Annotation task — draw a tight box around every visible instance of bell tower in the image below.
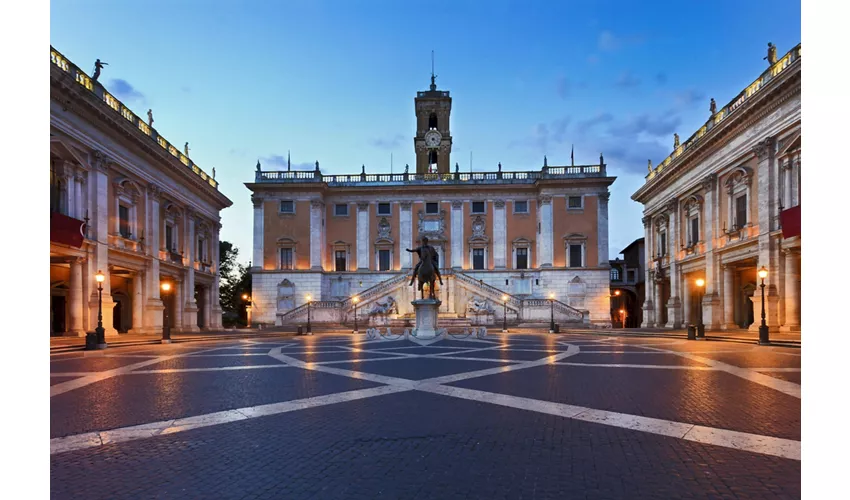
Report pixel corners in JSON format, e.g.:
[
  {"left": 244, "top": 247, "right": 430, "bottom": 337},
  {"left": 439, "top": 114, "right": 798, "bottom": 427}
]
[{"left": 414, "top": 53, "right": 452, "bottom": 174}]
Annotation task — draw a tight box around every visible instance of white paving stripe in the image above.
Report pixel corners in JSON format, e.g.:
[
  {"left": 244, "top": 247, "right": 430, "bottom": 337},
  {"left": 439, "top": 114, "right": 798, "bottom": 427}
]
[
  {"left": 50, "top": 385, "right": 410, "bottom": 455},
  {"left": 555, "top": 362, "right": 717, "bottom": 370},
  {"left": 125, "top": 365, "right": 294, "bottom": 374},
  {"left": 639, "top": 346, "right": 802, "bottom": 397},
  {"left": 50, "top": 346, "right": 232, "bottom": 397},
  {"left": 420, "top": 384, "right": 800, "bottom": 461}
]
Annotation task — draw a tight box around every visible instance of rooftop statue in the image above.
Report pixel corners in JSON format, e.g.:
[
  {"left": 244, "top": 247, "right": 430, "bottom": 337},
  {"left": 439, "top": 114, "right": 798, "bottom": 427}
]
[
  {"left": 92, "top": 59, "right": 108, "bottom": 81},
  {"left": 764, "top": 42, "right": 777, "bottom": 65}
]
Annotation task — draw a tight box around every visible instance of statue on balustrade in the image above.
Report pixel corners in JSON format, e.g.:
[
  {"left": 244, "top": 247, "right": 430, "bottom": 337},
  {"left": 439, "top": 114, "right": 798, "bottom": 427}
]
[
  {"left": 92, "top": 59, "right": 108, "bottom": 81},
  {"left": 710, "top": 98, "right": 717, "bottom": 116},
  {"left": 406, "top": 236, "right": 442, "bottom": 298},
  {"left": 673, "top": 133, "right": 680, "bottom": 149},
  {"left": 764, "top": 42, "right": 777, "bottom": 65},
  {"left": 147, "top": 109, "right": 154, "bottom": 127}
]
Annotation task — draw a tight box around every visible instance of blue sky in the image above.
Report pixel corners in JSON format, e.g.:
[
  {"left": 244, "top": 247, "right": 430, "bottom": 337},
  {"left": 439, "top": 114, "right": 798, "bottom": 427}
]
[{"left": 50, "top": 0, "right": 801, "bottom": 264}]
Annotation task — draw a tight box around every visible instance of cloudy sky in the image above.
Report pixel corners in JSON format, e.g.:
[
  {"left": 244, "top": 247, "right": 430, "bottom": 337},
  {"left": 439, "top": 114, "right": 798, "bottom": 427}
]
[{"left": 50, "top": 0, "right": 801, "bottom": 264}]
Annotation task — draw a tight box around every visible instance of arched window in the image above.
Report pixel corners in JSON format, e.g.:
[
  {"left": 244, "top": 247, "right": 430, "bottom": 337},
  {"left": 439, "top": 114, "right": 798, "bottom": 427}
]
[
  {"left": 428, "top": 113, "right": 438, "bottom": 130},
  {"left": 610, "top": 267, "right": 620, "bottom": 281}
]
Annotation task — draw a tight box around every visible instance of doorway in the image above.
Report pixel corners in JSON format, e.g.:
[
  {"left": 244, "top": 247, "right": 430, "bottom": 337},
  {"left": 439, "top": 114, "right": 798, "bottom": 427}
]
[{"left": 51, "top": 295, "right": 66, "bottom": 336}]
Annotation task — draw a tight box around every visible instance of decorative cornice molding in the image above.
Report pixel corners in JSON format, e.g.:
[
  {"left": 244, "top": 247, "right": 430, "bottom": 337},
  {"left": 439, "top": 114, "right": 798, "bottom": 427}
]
[
  {"left": 665, "top": 198, "right": 679, "bottom": 213},
  {"left": 752, "top": 136, "right": 776, "bottom": 159},
  {"left": 493, "top": 199, "right": 506, "bottom": 209},
  {"left": 400, "top": 201, "right": 413, "bottom": 211},
  {"left": 598, "top": 191, "right": 610, "bottom": 203},
  {"left": 357, "top": 202, "right": 370, "bottom": 212},
  {"left": 311, "top": 200, "right": 325, "bottom": 209},
  {"left": 251, "top": 195, "right": 263, "bottom": 208},
  {"left": 538, "top": 195, "right": 553, "bottom": 205},
  {"left": 641, "top": 216, "right": 651, "bottom": 228},
  {"left": 451, "top": 200, "right": 463, "bottom": 209},
  {"left": 91, "top": 150, "right": 109, "bottom": 172}
]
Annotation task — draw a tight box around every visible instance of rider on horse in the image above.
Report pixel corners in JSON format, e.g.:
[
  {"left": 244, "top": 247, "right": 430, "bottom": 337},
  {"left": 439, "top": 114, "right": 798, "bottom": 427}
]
[{"left": 406, "top": 237, "right": 443, "bottom": 287}]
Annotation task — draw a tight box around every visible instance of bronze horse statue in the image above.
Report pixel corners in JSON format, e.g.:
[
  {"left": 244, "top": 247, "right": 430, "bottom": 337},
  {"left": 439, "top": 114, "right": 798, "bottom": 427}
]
[{"left": 406, "top": 237, "right": 442, "bottom": 300}]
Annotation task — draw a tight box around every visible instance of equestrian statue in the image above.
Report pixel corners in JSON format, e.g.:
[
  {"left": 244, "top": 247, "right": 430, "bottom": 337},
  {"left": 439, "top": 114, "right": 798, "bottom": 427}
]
[{"left": 406, "top": 237, "right": 443, "bottom": 299}]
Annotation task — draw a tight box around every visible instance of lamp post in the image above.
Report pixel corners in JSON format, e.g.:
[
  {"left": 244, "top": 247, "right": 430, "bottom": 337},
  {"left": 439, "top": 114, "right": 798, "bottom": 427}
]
[
  {"left": 161, "top": 281, "right": 172, "bottom": 343},
  {"left": 242, "top": 293, "right": 252, "bottom": 328},
  {"left": 352, "top": 296, "right": 360, "bottom": 334},
  {"left": 757, "top": 266, "right": 769, "bottom": 345},
  {"left": 619, "top": 309, "right": 626, "bottom": 329},
  {"left": 695, "top": 278, "right": 706, "bottom": 339},
  {"left": 502, "top": 294, "right": 508, "bottom": 333},
  {"left": 94, "top": 270, "right": 107, "bottom": 349},
  {"left": 548, "top": 292, "right": 556, "bottom": 333},
  {"left": 305, "top": 294, "right": 313, "bottom": 335},
  {"left": 612, "top": 290, "right": 621, "bottom": 327}
]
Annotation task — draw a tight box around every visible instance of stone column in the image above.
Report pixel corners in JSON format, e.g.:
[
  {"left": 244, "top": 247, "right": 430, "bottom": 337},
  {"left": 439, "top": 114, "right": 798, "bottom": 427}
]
[
  {"left": 67, "top": 258, "right": 85, "bottom": 336},
  {"left": 493, "top": 200, "right": 506, "bottom": 268},
  {"left": 310, "top": 200, "right": 324, "bottom": 270},
  {"left": 701, "top": 174, "right": 720, "bottom": 329},
  {"left": 665, "top": 198, "right": 682, "bottom": 328},
  {"left": 782, "top": 158, "right": 793, "bottom": 210},
  {"left": 173, "top": 279, "right": 184, "bottom": 331},
  {"left": 654, "top": 276, "right": 664, "bottom": 329},
  {"left": 144, "top": 183, "right": 164, "bottom": 333},
  {"left": 753, "top": 137, "right": 780, "bottom": 330},
  {"left": 203, "top": 285, "right": 213, "bottom": 329},
  {"left": 781, "top": 248, "right": 801, "bottom": 332},
  {"left": 722, "top": 265, "right": 736, "bottom": 329},
  {"left": 210, "top": 222, "right": 223, "bottom": 328},
  {"left": 792, "top": 153, "right": 800, "bottom": 207},
  {"left": 538, "top": 195, "right": 553, "bottom": 267},
  {"left": 88, "top": 151, "right": 117, "bottom": 336},
  {"left": 682, "top": 273, "right": 691, "bottom": 326},
  {"left": 400, "top": 202, "right": 413, "bottom": 269},
  {"left": 356, "top": 202, "right": 370, "bottom": 270},
  {"left": 597, "top": 192, "right": 610, "bottom": 267},
  {"left": 640, "top": 216, "right": 654, "bottom": 327},
  {"left": 450, "top": 201, "right": 463, "bottom": 269},
  {"left": 64, "top": 161, "right": 76, "bottom": 218},
  {"left": 129, "top": 271, "right": 144, "bottom": 334},
  {"left": 183, "top": 210, "right": 199, "bottom": 331},
  {"left": 251, "top": 195, "right": 264, "bottom": 270}
]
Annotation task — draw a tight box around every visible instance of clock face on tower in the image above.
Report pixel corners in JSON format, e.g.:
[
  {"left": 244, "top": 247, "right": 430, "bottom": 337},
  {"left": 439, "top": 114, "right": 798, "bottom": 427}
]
[{"left": 424, "top": 130, "right": 442, "bottom": 148}]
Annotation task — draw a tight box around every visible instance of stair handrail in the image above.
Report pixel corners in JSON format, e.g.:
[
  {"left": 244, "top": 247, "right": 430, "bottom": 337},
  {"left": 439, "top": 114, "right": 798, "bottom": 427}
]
[
  {"left": 452, "top": 271, "right": 523, "bottom": 309},
  {"left": 522, "top": 298, "right": 584, "bottom": 321},
  {"left": 276, "top": 299, "right": 343, "bottom": 323},
  {"left": 340, "top": 273, "right": 408, "bottom": 308}
]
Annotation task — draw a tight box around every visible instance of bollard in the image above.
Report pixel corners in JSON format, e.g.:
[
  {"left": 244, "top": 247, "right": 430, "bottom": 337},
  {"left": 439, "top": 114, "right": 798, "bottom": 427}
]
[
  {"left": 554, "top": 324, "right": 560, "bottom": 333},
  {"left": 687, "top": 324, "right": 696, "bottom": 340},
  {"left": 85, "top": 332, "right": 98, "bottom": 350},
  {"left": 696, "top": 324, "right": 705, "bottom": 339},
  {"left": 297, "top": 326, "right": 303, "bottom": 335}
]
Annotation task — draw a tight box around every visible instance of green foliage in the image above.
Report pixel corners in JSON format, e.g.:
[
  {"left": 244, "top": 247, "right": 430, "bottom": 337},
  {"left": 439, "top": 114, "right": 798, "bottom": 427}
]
[{"left": 219, "top": 241, "right": 251, "bottom": 316}]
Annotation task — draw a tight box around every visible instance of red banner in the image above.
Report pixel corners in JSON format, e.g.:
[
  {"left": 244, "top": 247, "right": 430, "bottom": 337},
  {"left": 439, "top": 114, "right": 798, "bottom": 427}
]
[
  {"left": 780, "top": 206, "right": 801, "bottom": 239},
  {"left": 50, "top": 212, "right": 86, "bottom": 248}
]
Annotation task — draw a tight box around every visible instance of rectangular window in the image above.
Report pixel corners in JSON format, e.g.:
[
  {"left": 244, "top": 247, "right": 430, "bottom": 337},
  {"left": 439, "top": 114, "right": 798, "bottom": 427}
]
[
  {"left": 516, "top": 248, "right": 528, "bottom": 269},
  {"left": 659, "top": 233, "right": 667, "bottom": 256},
  {"left": 165, "top": 225, "right": 174, "bottom": 251},
  {"left": 335, "top": 204, "right": 349, "bottom": 216},
  {"left": 280, "top": 200, "right": 294, "bottom": 214},
  {"left": 119, "top": 205, "right": 131, "bottom": 238},
  {"left": 514, "top": 200, "right": 528, "bottom": 213},
  {"left": 568, "top": 244, "right": 583, "bottom": 268},
  {"left": 280, "top": 248, "right": 293, "bottom": 270},
  {"left": 735, "top": 195, "right": 747, "bottom": 228},
  {"left": 690, "top": 217, "right": 699, "bottom": 245},
  {"left": 197, "top": 238, "right": 205, "bottom": 261},
  {"left": 472, "top": 248, "right": 485, "bottom": 270},
  {"left": 568, "top": 196, "right": 582, "bottom": 209},
  {"left": 379, "top": 249, "right": 390, "bottom": 271},
  {"left": 377, "top": 203, "right": 391, "bottom": 215},
  {"left": 335, "top": 250, "right": 347, "bottom": 272},
  {"left": 472, "top": 201, "right": 485, "bottom": 214},
  {"left": 426, "top": 202, "right": 439, "bottom": 214}
]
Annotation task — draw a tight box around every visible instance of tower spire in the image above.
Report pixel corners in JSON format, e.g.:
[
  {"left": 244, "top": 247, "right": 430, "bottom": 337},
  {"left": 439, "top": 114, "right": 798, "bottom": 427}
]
[{"left": 430, "top": 50, "right": 437, "bottom": 91}]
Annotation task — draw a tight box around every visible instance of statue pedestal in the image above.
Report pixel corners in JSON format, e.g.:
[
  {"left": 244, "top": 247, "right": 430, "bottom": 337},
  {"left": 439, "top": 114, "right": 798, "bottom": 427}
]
[
  {"left": 468, "top": 311, "right": 494, "bottom": 326},
  {"left": 411, "top": 299, "right": 442, "bottom": 339}
]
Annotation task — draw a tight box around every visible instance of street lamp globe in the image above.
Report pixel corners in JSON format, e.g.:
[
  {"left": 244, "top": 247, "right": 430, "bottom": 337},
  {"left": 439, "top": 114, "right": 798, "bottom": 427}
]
[
  {"left": 758, "top": 266, "right": 768, "bottom": 279},
  {"left": 695, "top": 278, "right": 705, "bottom": 287},
  {"left": 242, "top": 293, "right": 249, "bottom": 301},
  {"left": 549, "top": 292, "right": 555, "bottom": 300},
  {"left": 95, "top": 270, "right": 105, "bottom": 283},
  {"left": 161, "top": 282, "right": 171, "bottom": 292},
  {"left": 306, "top": 294, "right": 312, "bottom": 302},
  {"left": 614, "top": 290, "right": 620, "bottom": 296}
]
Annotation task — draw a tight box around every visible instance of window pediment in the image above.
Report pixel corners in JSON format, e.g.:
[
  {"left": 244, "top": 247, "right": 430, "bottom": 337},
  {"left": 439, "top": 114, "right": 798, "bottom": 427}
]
[
  {"left": 277, "top": 237, "right": 298, "bottom": 246},
  {"left": 563, "top": 233, "right": 587, "bottom": 242},
  {"left": 725, "top": 166, "right": 753, "bottom": 192}
]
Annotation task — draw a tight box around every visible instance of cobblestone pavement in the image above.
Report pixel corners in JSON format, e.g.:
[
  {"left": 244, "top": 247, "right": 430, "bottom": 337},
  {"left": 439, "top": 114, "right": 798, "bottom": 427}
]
[{"left": 50, "top": 333, "right": 801, "bottom": 499}]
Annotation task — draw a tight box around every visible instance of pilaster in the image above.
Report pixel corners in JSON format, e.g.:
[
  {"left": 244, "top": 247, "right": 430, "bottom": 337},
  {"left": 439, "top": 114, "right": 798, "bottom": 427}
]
[
  {"left": 538, "top": 195, "right": 553, "bottom": 267},
  {"left": 310, "top": 200, "right": 324, "bottom": 270},
  {"left": 665, "top": 198, "right": 682, "bottom": 328},
  {"left": 356, "top": 202, "right": 370, "bottom": 270},
  {"left": 252, "top": 195, "right": 264, "bottom": 270},
  {"left": 493, "top": 199, "right": 506, "bottom": 269},
  {"left": 597, "top": 191, "right": 610, "bottom": 267},
  {"left": 400, "top": 202, "right": 413, "bottom": 269}
]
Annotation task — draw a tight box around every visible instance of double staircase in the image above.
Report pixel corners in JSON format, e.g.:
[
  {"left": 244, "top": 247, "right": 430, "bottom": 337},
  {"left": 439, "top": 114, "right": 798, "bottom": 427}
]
[{"left": 276, "top": 269, "right": 586, "bottom": 329}]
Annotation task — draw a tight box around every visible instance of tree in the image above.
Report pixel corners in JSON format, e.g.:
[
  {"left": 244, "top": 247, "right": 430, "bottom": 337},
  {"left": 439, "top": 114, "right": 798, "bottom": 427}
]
[{"left": 219, "top": 241, "right": 247, "bottom": 316}]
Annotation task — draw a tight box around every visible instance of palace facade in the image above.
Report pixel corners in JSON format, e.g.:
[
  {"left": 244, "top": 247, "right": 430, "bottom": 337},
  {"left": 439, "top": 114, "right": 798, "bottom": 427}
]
[
  {"left": 49, "top": 47, "right": 233, "bottom": 337},
  {"left": 632, "top": 44, "right": 801, "bottom": 333},
  {"left": 246, "top": 77, "right": 616, "bottom": 329}
]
